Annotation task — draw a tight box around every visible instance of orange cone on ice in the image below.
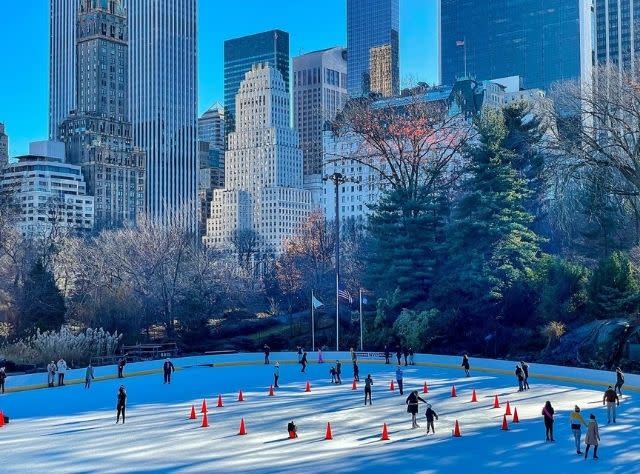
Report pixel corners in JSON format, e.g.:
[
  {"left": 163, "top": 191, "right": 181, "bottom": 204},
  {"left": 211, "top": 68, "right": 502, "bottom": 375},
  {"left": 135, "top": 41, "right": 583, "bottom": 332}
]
[
  {"left": 501, "top": 415, "right": 509, "bottom": 431},
  {"left": 0, "top": 411, "right": 4, "bottom": 428},
  {"left": 471, "top": 389, "right": 478, "bottom": 402},
  {"left": 493, "top": 395, "right": 500, "bottom": 408},
  {"left": 189, "top": 405, "right": 197, "bottom": 420},
  {"left": 451, "top": 385, "right": 457, "bottom": 397},
  {"left": 505, "top": 401, "right": 512, "bottom": 416},
  {"left": 217, "top": 394, "right": 224, "bottom": 408},
  {"left": 201, "top": 399, "right": 208, "bottom": 413},
  {"left": 390, "top": 380, "right": 395, "bottom": 391},
  {"left": 513, "top": 408, "right": 520, "bottom": 423},
  {"left": 238, "top": 418, "right": 247, "bottom": 435},
  {"left": 238, "top": 390, "right": 244, "bottom": 402},
  {"left": 381, "top": 423, "right": 390, "bottom": 441},
  {"left": 325, "top": 422, "right": 333, "bottom": 440},
  {"left": 352, "top": 379, "right": 357, "bottom": 390},
  {"left": 453, "top": 420, "right": 461, "bottom": 437},
  {"left": 269, "top": 385, "right": 275, "bottom": 396},
  {"left": 200, "top": 412, "right": 209, "bottom": 428},
  {"left": 423, "top": 382, "right": 428, "bottom": 394},
  {"left": 305, "top": 381, "right": 311, "bottom": 392}
]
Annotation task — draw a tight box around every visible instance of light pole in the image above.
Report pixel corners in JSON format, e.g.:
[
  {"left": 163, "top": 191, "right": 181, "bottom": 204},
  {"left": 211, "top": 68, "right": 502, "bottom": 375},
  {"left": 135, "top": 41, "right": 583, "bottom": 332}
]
[{"left": 323, "top": 171, "right": 360, "bottom": 351}]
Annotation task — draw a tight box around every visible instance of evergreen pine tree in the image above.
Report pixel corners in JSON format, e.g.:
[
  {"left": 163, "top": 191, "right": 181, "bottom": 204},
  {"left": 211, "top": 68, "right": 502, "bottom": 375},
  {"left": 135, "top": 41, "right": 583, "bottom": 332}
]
[
  {"left": 19, "top": 259, "right": 66, "bottom": 333},
  {"left": 587, "top": 251, "right": 640, "bottom": 319}
]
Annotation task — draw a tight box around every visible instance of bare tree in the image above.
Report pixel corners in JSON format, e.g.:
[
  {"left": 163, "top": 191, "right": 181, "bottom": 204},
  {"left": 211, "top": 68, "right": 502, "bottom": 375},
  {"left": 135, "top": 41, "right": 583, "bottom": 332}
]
[{"left": 229, "top": 228, "right": 261, "bottom": 270}]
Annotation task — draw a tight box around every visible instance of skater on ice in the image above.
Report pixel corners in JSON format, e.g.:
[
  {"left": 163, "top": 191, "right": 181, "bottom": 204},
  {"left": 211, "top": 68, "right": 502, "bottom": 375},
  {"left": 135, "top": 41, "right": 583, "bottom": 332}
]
[
  {"left": 614, "top": 367, "right": 624, "bottom": 395},
  {"left": 84, "top": 363, "right": 94, "bottom": 389},
  {"left": 461, "top": 354, "right": 470, "bottom": 377},
  {"left": 118, "top": 357, "right": 126, "bottom": 378},
  {"left": 521, "top": 361, "right": 530, "bottom": 390},
  {"left": 584, "top": 414, "right": 600, "bottom": 460},
  {"left": 396, "top": 365, "right": 404, "bottom": 395},
  {"left": 570, "top": 405, "right": 588, "bottom": 454},
  {"left": 542, "top": 400, "right": 555, "bottom": 442},
  {"left": 364, "top": 374, "right": 373, "bottom": 405},
  {"left": 406, "top": 390, "right": 427, "bottom": 428},
  {"left": 163, "top": 358, "right": 175, "bottom": 384},
  {"left": 263, "top": 345, "right": 270, "bottom": 365},
  {"left": 116, "top": 385, "right": 127, "bottom": 424},
  {"left": 425, "top": 403, "right": 439, "bottom": 434},
  {"left": 56, "top": 358, "right": 67, "bottom": 386},
  {"left": 274, "top": 362, "right": 280, "bottom": 388},
  {"left": 46, "top": 360, "right": 56, "bottom": 388},
  {"left": 603, "top": 385, "right": 620, "bottom": 424},
  {"left": 300, "top": 352, "right": 307, "bottom": 373}
]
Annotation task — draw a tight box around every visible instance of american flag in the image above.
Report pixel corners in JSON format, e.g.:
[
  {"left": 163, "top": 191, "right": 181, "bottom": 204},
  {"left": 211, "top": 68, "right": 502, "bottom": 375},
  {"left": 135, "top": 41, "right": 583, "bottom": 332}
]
[{"left": 338, "top": 288, "right": 353, "bottom": 304}]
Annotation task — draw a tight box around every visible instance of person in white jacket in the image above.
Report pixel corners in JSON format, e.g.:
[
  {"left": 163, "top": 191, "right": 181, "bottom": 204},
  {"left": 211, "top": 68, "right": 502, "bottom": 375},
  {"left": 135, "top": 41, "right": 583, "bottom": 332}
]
[
  {"left": 46, "top": 361, "right": 57, "bottom": 387},
  {"left": 56, "top": 358, "right": 67, "bottom": 386}
]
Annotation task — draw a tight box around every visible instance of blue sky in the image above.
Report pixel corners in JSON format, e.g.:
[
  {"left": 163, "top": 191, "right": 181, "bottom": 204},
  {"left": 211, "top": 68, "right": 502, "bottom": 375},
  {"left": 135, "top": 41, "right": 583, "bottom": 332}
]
[{"left": 0, "top": 0, "right": 438, "bottom": 157}]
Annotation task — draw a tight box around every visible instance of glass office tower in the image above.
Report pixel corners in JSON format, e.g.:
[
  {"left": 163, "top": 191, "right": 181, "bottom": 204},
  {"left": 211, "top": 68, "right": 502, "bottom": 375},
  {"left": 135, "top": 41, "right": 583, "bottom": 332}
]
[
  {"left": 347, "top": 0, "right": 399, "bottom": 97},
  {"left": 224, "top": 30, "right": 290, "bottom": 137},
  {"left": 440, "top": 0, "right": 593, "bottom": 91},
  {"left": 595, "top": 0, "right": 640, "bottom": 69}
]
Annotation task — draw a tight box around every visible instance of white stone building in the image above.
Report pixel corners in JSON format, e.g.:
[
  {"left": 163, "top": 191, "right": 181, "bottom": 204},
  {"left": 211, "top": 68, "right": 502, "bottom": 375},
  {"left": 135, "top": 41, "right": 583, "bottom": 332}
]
[{"left": 204, "top": 63, "right": 311, "bottom": 256}]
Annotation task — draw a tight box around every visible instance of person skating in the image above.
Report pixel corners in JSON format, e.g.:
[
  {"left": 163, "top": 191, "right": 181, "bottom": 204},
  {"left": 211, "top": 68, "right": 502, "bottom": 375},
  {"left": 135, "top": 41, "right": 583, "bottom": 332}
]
[
  {"left": 116, "top": 385, "right": 127, "bottom": 424},
  {"left": 117, "top": 357, "right": 126, "bottom": 378},
  {"left": 406, "top": 390, "right": 427, "bottom": 428},
  {"left": 317, "top": 348, "right": 324, "bottom": 364},
  {"left": 364, "top": 374, "right": 373, "bottom": 405},
  {"left": 46, "top": 360, "right": 57, "bottom": 388},
  {"left": 396, "top": 347, "right": 402, "bottom": 365},
  {"left": 300, "top": 352, "right": 308, "bottom": 373},
  {"left": 335, "top": 360, "right": 342, "bottom": 384},
  {"left": 297, "top": 346, "right": 303, "bottom": 363},
  {"left": 425, "top": 403, "right": 439, "bottom": 434},
  {"left": 521, "top": 361, "right": 530, "bottom": 390},
  {"left": 461, "top": 354, "right": 470, "bottom": 377},
  {"left": 403, "top": 347, "right": 409, "bottom": 366},
  {"left": 56, "top": 358, "right": 67, "bottom": 386},
  {"left": 515, "top": 365, "right": 525, "bottom": 392},
  {"left": 353, "top": 361, "right": 360, "bottom": 382},
  {"left": 584, "top": 414, "right": 600, "bottom": 460},
  {"left": 396, "top": 365, "right": 404, "bottom": 395},
  {"left": 408, "top": 347, "right": 415, "bottom": 365},
  {"left": 350, "top": 347, "right": 357, "bottom": 364},
  {"left": 330, "top": 366, "right": 337, "bottom": 384},
  {"left": 163, "top": 358, "right": 175, "bottom": 384},
  {"left": 0, "top": 367, "right": 6, "bottom": 394},
  {"left": 274, "top": 362, "right": 280, "bottom": 388},
  {"left": 542, "top": 400, "right": 555, "bottom": 442},
  {"left": 570, "top": 405, "right": 588, "bottom": 454},
  {"left": 263, "top": 344, "right": 270, "bottom": 365},
  {"left": 614, "top": 367, "right": 624, "bottom": 396},
  {"left": 287, "top": 420, "right": 298, "bottom": 439},
  {"left": 84, "top": 363, "right": 94, "bottom": 389},
  {"left": 602, "top": 385, "right": 620, "bottom": 424},
  {"left": 384, "top": 345, "right": 390, "bottom": 365}
]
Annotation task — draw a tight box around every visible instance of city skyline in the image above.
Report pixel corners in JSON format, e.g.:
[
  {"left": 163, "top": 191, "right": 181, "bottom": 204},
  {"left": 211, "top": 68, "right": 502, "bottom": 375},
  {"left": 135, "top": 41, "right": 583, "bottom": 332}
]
[{"left": 0, "top": 0, "right": 437, "bottom": 157}]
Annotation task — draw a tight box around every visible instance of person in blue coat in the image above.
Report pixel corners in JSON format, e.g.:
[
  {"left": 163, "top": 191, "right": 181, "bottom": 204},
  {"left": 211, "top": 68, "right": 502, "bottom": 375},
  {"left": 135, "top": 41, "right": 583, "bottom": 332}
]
[{"left": 396, "top": 365, "right": 404, "bottom": 395}]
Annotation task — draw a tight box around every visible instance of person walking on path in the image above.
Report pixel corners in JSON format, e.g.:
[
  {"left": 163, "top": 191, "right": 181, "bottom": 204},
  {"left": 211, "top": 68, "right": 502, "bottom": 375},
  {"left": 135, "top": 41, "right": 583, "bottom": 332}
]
[
  {"left": 542, "top": 401, "right": 555, "bottom": 442},
  {"left": 396, "top": 347, "right": 402, "bottom": 365},
  {"left": 408, "top": 348, "right": 415, "bottom": 365},
  {"left": 384, "top": 345, "right": 390, "bottom": 365},
  {"left": 330, "top": 366, "right": 337, "bottom": 384},
  {"left": 396, "top": 365, "right": 404, "bottom": 395},
  {"left": 515, "top": 365, "right": 525, "bottom": 392},
  {"left": 263, "top": 345, "right": 270, "bottom": 365},
  {"left": 603, "top": 385, "right": 620, "bottom": 424},
  {"left": 84, "top": 364, "right": 94, "bottom": 389},
  {"left": 274, "top": 362, "right": 280, "bottom": 388},
  {"left": 570, "top": 405, "right": 588, "bottom": 454},
  {"left": 47, "top": 361, "right": 57, "bottom": 388},
  {"left": 461, "top": 354, "right": 470, "bottom": 377},
  {"left": 318, "top": 348, "right": 324, "bottom": 364},
  {"left": 584, "top": 414, "right": 600, "bottom": 460},
  {"left": 353, "top": 362, "right": 360, "bottom": 382},
  {"left": 614, "top": 367, "right": 624, "bottom": 395},
  {"left": 0, "top": 367, "right": 6, "bottom": 394},
  {"left": 116, "top": 385, "right": 127, "bottom": 424},
  {"left": 163, "top": 358, "right": 175, "bottom": 384},
  {"left": 300, "top": 352, "right": 308, "bottom": 373},
  {"left": 406, "top": 390, "right": 427, "bottom": 428},
  {"left": 336, "top": 360, "right": 342, "bottom": 384},
  {"left": 56, "top": 358, "right": 67, "bottom": 386},
  {"left": 521, "top": 361, "right": 530, "bottom": 390},
  {"left": 364, "top": 374, "right": 373, "bottom": 405},
  {"left": 425, "top": 403, "right": 439, "bottom": 434},
  {"left": 117, "top": 357, "right": 126, "bottom": 378}
]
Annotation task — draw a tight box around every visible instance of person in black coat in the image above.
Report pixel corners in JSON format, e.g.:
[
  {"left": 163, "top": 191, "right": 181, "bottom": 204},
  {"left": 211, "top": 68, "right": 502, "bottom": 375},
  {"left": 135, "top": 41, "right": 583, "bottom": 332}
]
[
  {"left": 118, "top": 357, "right": 126, "bottom": 378},
  {"left": 263, "top": 345, "right": 271, "bottom": 365},
  {"left": 521, "top": 361, "right": 530, "bottom": 390},
  {"left": 542, "top": 400, "right": 555, "bottom": 442},
  {"left": 364, "top": 374, "right": 373, "bottom": 405},
  {"left": 515, "top": 365, "right": 524, "bottom": 392},
  {"left": 116, "top": 385, "right": 127, "bottom": 424},
  {"left": 163, "top": 358, "right": 175, "bottom": 384},
  {"left": 425, "top": 403, "right": 439, "bottom": 434},
  {"left": 403, "top": 347, "right": 409, "bottom": 366},
  {"left": 287, "top": 421, "right": 298, "bottom": 438},
  {"left": 406, "top": 390, "right": 427, "bottom": 428},
  {"left": 461, "top": 354, "right": 470, "bottom": 377},
  {"left": 615, "top": 367, "right": 624, "bottom": 395},
  {"left": 335, "top": 360, "right": 342, "bottom": 384},
  {"left": 396, "top": 347, "right": 402, "bottom": 365},
  {"left": 353, "top": 362, "right": 360, "bottom": 382},
  {"left": 300, "top": 352, "right": 308, "bottom": 373},
  {"left": 384, "top": 345, "right": 390, "bottom": 364},
  {"left": 0, "top": 367, "right": 6, "bottom": 394}
]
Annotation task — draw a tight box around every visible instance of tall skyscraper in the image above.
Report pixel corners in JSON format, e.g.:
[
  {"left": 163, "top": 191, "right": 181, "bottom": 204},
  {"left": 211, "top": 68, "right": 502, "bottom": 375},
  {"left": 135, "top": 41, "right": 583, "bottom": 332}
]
[
  {"left": 197, "top": 105, "right": 225, "bottom": 236},
  {"left": 205, "top": 63, "right": 311, "bottom": 256},
  {"left": 347, "top": 0, "right": 399, "bottom": 97},
  {"left": 198, "top": 104, "right": 226, "bottom": 175},
  {"left": 293, "top": 47, "right": 348, "bottom": 177},
  {"left": 0, "top": 123, "right": 8, "bottom": 166},
  {"left": 594, "top": 0, "right": 640, "bottom": 69},
  {"left": 224, "top": 30, "right": 290, "bottom": 137},
  {"left": 440, "top": 0, "right": 593, "bottom": 90},
  {"left": 369, "top": 44, "right": 396, "bottom": 97},
  {"left": 49, "top": 0, "right": 77, "bottom": 140},
  {"left": 59, "top": 0, "right": 145, "bottom": 231},
  {"left": 124, "top": 0, "right": 198, "bottom": 229}
]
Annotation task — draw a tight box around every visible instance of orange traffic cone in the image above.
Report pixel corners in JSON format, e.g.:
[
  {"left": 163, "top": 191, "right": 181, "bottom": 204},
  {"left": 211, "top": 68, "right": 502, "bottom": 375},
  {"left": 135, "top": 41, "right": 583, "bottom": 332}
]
[
  {"left": 189, "top": 405, "right": 197, "bottom": 420},
  {"left": 305, "top": 381, "right": 311, "bottom": 392},
  {"left": 390, "top": 379, "right": 395, "bottom": 391},
  {"left": 325, "top": 422, "right": 333, "bottom": 440},
  {"left": 269, "top": 385, "right": 275, "bottom": 396},
  {"left": 423, "top": 382, "right": 428, "bottom": 394},
  {"left": 501, "top": 415, "right": 509, "bottom": 431},
  {"left": 505, "top": 401, "right": 512, "bottom": 416},
  {"left": 201, "top": 412, "right": 209, "bottom": 428},
  {"left": 451, "top": 385, "right": 457, "bottom": 397},
  {"left": 0, "top": 411, "right": 4, "bottom": 428},
  {"left": 453, "top": 420, "right": 461, "bottom": 437},
  {"left": 238, "top": 418, "right": 247, "bottom": 435},
  {"left": 352, "top": 379, "right": 357, "bottom": 390},
  {"left": 238, "top": 390, "right": 244, "bottom": 402},
  {"left": 513, "top": 408, "right": 520, "bottom": 423},
  {"left": 471, "top": 389, "right": 478, "bottom": 402},
  {"left": 493, "top": 395, "right": 500, "bottom": 408},
  {"left": 217, "top": 394, "right": 224, "bottom": 408},
  {"left": 381, "top": 423, "right": 390, "bottom": 441},
  {"left": 201, "top": 399, "right": 208, "bottom": 414}
]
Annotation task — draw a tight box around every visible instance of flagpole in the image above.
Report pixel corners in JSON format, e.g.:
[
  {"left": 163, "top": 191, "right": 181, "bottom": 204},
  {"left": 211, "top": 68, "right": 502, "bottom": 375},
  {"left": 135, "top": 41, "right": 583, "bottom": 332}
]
[
  {"left": 311, "top": 290, "right": 315, "bottom": 352},
  {"left": 359, "top": 288, "right": 363, "bottom": 351},
  {"left": 336, "top": 273, "right": 339, "bottom": 351},
  {"left": 464, "top": 36, "right": 468, "bottom": 78}
]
